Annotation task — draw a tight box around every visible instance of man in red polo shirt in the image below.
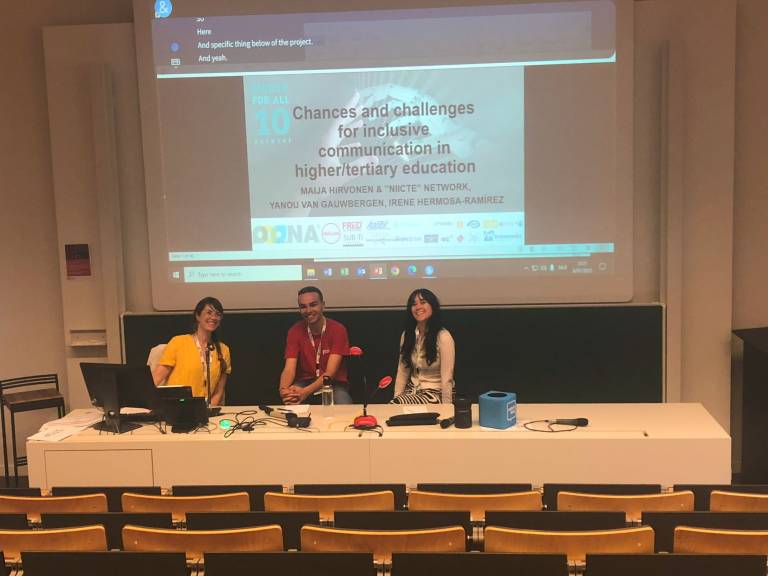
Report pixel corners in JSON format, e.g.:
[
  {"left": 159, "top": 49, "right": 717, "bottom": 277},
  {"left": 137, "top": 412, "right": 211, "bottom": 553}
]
[{"left": 279, "top": 286, "right": 352, "bottom": 405}]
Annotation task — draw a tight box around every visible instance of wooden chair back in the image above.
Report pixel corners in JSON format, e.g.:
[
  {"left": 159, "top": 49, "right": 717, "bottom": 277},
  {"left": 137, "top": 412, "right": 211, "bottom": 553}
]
[
  {"left": 408, "top": 490, "right": 542, "bottom": 521},
  {"left": 20, "top": 550, "right": 189, "bottom": 576},
  {"left": 186, "top": 511, "right": 319, "bottom": 551},
  {"left": 300, "top": 525, "right": 465, "bottom": 563},
  {"left": 0, "top": 525, "right": 107, "bottom": 563},
  {"left": 52, "top": 485, "right": 161, "bottom": 512},
  {"left": 294, "top": 484, "right": 408, "bottom": 510},
  {"left": 0, "top": 494, "right": 107, "bottom": 523},
  {"left": 674, "top": 484, "right": 768, "bottom": 510},
  {"left": 264, "top": 491, "right": 394, "bottom": 522},
  {"left": 709, "top": 490, "right": 768, "bottom": 512},
  {"left": 121, "top": 492, "right": 250, "bottom": 523},
  {"left": 557, "top": 491, "right": 694, "bottom": 522},
  {"left": 585, "top": 551, "right": 768, "bottom": 576},
  {"left": 171, "top": 484, "right": 282, "bottom": 511},
  {"left": 203, "top": 551, "right": 376, "bottom": 576},
  {"left": 484, "top": 525, "right": 654, "bottom": 563},
  {"left": 391, "top": 551, "right": 569, "bottom": 576},
  {"left": 122, "top": 524, "right": 283, "bottom": 562},
  {"left": 674, "top": 526, "right": 768, "bottom": 553},
  {"left": 542, "top": 484, "right": 661, "bottom": 511}
]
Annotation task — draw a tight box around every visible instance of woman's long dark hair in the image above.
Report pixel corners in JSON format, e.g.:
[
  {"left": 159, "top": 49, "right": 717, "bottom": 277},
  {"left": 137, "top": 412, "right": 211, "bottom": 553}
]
[
  {"left": 192, "top": 296, "right": 227, "bottom": 372},
  {"left": 400, "top": 288, "right": 445, "bottom": 369}
]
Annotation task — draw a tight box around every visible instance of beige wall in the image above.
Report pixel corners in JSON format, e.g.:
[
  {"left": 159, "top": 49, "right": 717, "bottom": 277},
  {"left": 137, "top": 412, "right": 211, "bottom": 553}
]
[
  {"left": 1, "top": 0, "right": 767, "bottom": 463},
  {"left": 734, "top": 0, "right": 768, "bottom": 329},
  {"left": 0, "top": 1, "right": 133, "bottom": 460}
]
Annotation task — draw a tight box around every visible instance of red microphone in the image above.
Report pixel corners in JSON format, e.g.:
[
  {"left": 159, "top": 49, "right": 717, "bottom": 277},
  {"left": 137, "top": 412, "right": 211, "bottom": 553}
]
[{"left": 354, "top": 376, "right": 393, "bottom": 429}]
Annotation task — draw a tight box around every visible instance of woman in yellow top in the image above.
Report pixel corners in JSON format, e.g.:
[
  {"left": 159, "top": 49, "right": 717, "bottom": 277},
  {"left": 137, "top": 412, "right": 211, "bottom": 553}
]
[{"left": 152, "top": 297, "right": 231, "bottom": 405}]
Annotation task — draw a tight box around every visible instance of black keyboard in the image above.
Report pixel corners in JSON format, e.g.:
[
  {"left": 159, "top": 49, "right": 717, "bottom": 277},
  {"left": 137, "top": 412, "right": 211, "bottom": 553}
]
[{"left": 122, "top": 411, "right": 159, "bottom": 423}]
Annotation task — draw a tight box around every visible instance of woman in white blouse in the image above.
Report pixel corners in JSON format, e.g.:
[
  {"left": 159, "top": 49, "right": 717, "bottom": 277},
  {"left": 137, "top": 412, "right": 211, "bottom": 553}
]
[{"left": 390, "top": 288, "right": 455, "bottom": 404}]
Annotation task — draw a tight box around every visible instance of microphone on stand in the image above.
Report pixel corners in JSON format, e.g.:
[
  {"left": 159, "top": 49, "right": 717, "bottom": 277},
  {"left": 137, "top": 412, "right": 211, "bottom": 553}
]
[
  {"left": 205, "top": 343, "right": 221, "bottom": 417},
  {"left": 348, "top": 346, "right": 393, "bottom": 429},
  {"left": 354, "top": 376, "right": 393, "bottom": 429},
  {"left": 205, "top": 344, "right": 212, "bottom": 409}
]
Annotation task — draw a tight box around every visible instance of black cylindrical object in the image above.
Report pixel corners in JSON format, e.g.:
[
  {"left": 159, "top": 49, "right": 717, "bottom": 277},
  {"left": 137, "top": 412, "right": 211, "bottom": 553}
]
[{"left": 453, "top": 395, "right": 472, "bottom": 428}]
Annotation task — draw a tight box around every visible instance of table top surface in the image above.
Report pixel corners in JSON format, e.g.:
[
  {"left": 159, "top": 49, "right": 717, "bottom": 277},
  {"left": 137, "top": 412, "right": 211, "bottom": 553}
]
[{"left": 37, "top": 402, "right": 729, "bottom": 443}]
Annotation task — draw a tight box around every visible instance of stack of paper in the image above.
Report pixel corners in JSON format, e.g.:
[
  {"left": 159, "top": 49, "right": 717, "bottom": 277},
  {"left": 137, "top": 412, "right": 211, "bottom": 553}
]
[{"left": 28, "top": 409, "right": 104, "bottom": 442}]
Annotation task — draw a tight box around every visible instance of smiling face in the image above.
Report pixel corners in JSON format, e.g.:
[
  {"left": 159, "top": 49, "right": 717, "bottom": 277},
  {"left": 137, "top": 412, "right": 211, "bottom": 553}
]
[
  {"left": 298, "top": 291, "right": 325, "bottom": 329},
  {"left": 196, "top": 303, "right": 223, "bottom": 333},
  {"left": 410, "top": 292, "right": 433, "bottom": 325}
]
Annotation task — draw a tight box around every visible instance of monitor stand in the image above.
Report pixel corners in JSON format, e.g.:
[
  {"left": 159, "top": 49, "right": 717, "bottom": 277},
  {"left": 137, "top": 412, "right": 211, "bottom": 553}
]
[{"left": 93, "top": 419, "right": 141, "bottom": 434}]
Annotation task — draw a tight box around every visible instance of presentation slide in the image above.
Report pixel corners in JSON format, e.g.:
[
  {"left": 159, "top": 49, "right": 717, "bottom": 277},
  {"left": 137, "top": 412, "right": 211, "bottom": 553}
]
[{"left": 134, "top": 0, "right": 633, "bottom": 309}]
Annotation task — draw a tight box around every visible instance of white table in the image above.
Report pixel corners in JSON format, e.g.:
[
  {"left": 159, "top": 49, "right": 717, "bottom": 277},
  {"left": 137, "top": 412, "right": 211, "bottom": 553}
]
[{"left": 26, "top": 403, "right": 730, "bottom": 489}]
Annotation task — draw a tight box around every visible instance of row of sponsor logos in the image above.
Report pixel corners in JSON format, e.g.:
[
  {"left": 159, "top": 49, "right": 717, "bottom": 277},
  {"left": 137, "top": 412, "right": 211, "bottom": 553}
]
[
  {"left": 252, "top": 219, "right": 521, "bottom": 245},
  {"left": 346, "top": 218, "right": 520, "bottom": 231},
  {"left": 305, "top": 263, "right": 436, "bottom": 279},
  {"left": 253, "top": 225, "right": 522, "bottom": 246}
]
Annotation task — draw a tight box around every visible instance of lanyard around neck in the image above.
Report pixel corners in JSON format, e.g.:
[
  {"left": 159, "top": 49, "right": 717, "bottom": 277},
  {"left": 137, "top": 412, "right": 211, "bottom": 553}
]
[
  {"left": 193, "top": 334, "right": 212, "bottom": 367},
  {"left": 307, "top": 319, "right": 326, "bottom": 376}
]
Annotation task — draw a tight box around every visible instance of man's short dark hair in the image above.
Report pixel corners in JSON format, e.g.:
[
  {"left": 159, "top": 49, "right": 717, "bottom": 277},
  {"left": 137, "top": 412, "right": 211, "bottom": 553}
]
[{"left": 298, "top": 285, "right": 324, "bottom": 302}]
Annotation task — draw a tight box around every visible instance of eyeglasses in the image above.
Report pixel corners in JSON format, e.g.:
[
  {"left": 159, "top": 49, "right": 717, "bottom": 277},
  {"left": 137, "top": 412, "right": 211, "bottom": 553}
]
[{"left": 201, "top": 307, "right": 223, "bottom": 319}]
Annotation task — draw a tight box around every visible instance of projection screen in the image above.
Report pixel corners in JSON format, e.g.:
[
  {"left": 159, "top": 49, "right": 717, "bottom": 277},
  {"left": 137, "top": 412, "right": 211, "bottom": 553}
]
[{"left": 133, "top": 0, "right": 633, "bottom": 310}]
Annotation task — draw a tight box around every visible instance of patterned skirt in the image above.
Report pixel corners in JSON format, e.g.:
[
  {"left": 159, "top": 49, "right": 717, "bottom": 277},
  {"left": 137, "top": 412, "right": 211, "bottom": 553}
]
[{"left": 390, "top": 380, "right": 442, "bottom": 405}]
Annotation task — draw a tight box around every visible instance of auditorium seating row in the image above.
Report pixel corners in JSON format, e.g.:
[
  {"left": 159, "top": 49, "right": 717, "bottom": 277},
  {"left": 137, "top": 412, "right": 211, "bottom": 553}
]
[
  {"left": 6, "top": 481, "right": 768, "bottom": 512},
  {"left": 2, "top": 483, "right": 768, "bottom": 574},
  {"left": 5, "top": 550, "right": 766, "bottom": 576}
]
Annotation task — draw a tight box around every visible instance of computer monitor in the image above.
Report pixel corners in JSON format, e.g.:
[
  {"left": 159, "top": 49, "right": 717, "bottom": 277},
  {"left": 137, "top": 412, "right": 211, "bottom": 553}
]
[{"left": 80, "top": 363, "right": 161, "bottom": 434}]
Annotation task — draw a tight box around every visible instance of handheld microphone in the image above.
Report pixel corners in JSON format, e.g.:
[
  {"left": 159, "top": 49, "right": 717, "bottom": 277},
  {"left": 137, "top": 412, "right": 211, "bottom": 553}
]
[
  {"left": 548, "top": 418, "right": 589, "bottom": 427},
  {"left": 258, "top": 405, "right": 274, "bottom": 415},
  {"left": 440, "top": 417, "right": 455, "bottom": 429}
]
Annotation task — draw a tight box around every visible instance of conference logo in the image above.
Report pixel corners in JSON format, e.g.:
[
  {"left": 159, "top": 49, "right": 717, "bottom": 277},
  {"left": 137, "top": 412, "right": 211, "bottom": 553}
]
[
  {"left": 322, "top": 223, "right": 341, "bottom": 244},
  {"left": 253, "top": 224, "right": 319, "bottom": 244}
]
